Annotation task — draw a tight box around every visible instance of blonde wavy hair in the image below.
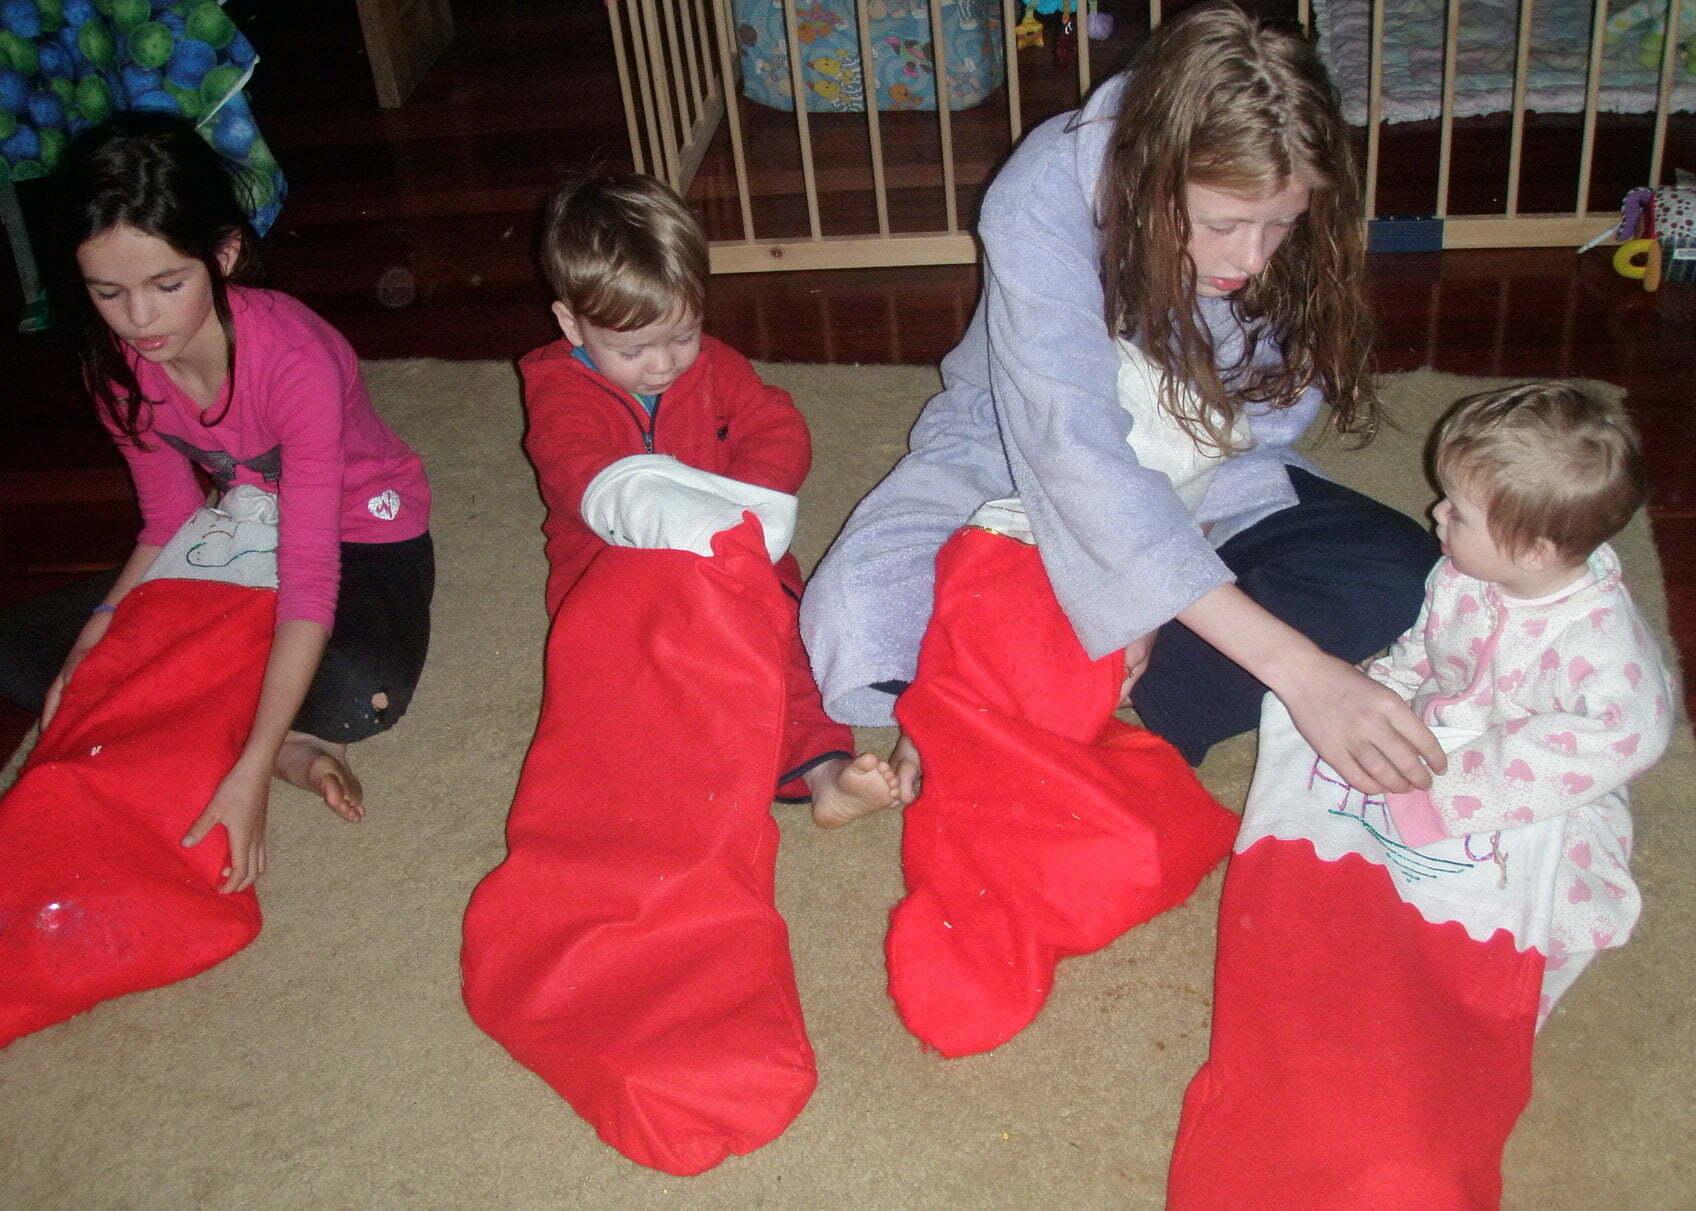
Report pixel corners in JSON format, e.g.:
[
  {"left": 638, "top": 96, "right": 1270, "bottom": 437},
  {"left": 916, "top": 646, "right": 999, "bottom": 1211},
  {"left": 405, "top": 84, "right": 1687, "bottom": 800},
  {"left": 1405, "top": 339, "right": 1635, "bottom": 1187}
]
[
  {"left": 538, "top": 171, "right": 708, "bottom": 330},
  {"left": 1099, "top": 2, "right": 1375, "bottom": 452}
]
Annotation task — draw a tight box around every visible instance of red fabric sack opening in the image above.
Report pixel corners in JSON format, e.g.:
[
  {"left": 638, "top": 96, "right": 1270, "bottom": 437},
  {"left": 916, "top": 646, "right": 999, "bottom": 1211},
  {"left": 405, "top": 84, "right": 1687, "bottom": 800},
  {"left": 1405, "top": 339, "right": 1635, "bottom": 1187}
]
[
  {"left": 1168, "top": 836, "right": 1543, "bottom": 1210},
  {"left": 0, "top": 578, "right": 268, "bottom": 1047},
  {"left": 886, "top": 527, "right": 1238, "bottom": 1058},
  {"left": 461, "top": 517, "right": 816, "bottom": 1176}
]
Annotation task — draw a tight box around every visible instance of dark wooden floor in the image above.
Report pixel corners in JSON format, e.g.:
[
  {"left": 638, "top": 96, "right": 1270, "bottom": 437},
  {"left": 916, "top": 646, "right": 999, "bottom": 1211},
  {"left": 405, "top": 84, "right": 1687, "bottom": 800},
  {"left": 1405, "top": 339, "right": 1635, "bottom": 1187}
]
[{"left": 2, "top": 0, "right": 1691, "bottom": 758}]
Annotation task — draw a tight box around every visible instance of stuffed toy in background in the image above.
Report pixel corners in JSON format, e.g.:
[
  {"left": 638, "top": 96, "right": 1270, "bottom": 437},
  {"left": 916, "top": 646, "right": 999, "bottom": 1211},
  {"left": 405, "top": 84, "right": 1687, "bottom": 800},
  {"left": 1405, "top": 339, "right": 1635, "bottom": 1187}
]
[{"left": 1583, "top": 172, "right": 1696, "bottom": 290}]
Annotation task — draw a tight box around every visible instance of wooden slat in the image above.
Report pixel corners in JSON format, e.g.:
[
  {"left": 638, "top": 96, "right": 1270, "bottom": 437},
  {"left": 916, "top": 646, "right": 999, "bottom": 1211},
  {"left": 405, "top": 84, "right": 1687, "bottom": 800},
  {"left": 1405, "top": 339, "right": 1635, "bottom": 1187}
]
[
  {"left": 710, "top": 232, "right": 978, "bottom": 273},
  {"left": 1435, "top": 0, "right": 1461, "bottom": 218},
  {"left": 1440, "top": 213, "right": 1620, "bottom": 248},
  {"left": 779, "top": 0, "right": 824, "bottom": 239},
  {"left": 1649, "top": 0, "right": 1683, "bottom": 186},
  {"left": 660, "top": 0, "right": 694, "bottom": 136},
  {"left": 625, "top": 0, "right": 667, "bottom": 179},
  {"left": 606, "top": 0, "right": 646, "bottom": 175},
  {"left": 674, "top": 93, "right": 724, "bottom": 196},
  {"left": 1574, "top": 0, "right": 1610, "bottom": 212},
  {"left": 856, "top": 2, "right": 891, "bottom": 237},
  {"left": 1076, "top": 0, "right": 1092, "bottom": 97},
  {"left": 1365, "top": 0, "right": 1385, "bottom": 218},
  {"left": 1003, "top": 0, "right": 1021, "bottom": 144},
  {"left": 678, "top": 0, "right": 707, "bottom": 120},
  {"left": 929, "top": 0, "right": 960, "bottom": 233},
  {"left": 709, "top": 0, "right": 755, "bottom": 241},
  {"left": 1505, "top": 0, "right": 1534, "bottom": 216}
]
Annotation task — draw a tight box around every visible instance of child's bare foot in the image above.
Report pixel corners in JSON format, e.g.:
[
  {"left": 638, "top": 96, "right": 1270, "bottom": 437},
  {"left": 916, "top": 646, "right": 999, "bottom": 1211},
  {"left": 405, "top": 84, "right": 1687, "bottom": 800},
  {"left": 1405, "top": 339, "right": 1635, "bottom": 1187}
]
[
  {"left": 891, "top": 730, "right": 923, "bottom": 805},
  {"left": 808, "top": 753, "right": 900, "bottom": 828},
  {"left": 275, "top": 733, "right": 364, "bottom": 822}
]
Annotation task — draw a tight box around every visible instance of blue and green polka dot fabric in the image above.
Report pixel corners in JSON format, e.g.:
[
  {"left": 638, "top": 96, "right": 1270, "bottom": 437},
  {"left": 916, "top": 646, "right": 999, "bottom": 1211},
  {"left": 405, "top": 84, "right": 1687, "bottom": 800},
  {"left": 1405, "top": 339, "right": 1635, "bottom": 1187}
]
[{"left": 0, "top": 0, "right": 284, "bottom": 233}]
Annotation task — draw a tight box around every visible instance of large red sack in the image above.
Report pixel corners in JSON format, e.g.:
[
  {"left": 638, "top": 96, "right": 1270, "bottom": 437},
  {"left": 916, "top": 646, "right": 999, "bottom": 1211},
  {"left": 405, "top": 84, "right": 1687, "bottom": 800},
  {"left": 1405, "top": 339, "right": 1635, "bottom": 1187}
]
[
  {"left": 1167, "top": 837, "right": 1542, "bottom": 1210},
  {"left": 460, "top": 517, "right": 816, "bottom": 1176},
  {"left": 0, "top": 578, "right": 268, "bottom": 1047},
  {"left": 886, "top": 527, "right": 1238, "bottom": 1058}
]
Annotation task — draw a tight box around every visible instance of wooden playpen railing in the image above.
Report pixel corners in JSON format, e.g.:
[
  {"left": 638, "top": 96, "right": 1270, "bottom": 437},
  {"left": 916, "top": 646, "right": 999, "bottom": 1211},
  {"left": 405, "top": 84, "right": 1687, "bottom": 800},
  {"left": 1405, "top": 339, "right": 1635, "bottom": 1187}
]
[{"left": 605, "top": 0, "right": 1687, "bottom": 272}]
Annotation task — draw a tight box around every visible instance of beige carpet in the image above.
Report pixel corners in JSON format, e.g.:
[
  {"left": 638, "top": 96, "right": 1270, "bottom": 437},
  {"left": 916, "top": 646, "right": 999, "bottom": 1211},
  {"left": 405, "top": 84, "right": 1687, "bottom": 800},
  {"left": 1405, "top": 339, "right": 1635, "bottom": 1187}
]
[{"left": 2, "top": 363, "right": 1690, "bottom": 1210}]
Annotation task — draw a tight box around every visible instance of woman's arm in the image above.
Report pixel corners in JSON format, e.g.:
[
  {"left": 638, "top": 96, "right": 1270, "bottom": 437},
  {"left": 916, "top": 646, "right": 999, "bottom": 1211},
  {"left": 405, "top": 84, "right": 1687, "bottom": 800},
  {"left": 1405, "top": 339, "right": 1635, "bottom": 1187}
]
[
  {"left": 181, "top": 617, "right": 329, "bottom": 893},
  {"left": 39, "top": 540, "right": 165, "bottom": 729},
  {"left": 1179, "top": 582, "right": 1446, "bottom": 793}
]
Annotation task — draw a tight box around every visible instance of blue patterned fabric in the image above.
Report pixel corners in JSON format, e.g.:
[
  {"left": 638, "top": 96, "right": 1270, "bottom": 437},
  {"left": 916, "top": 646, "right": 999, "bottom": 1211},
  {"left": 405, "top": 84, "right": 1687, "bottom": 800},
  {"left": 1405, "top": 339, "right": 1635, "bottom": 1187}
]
[
  {"left": 733, "top": 0, "right": 1004, "bottom": 113},
  {"left": 0, "top": 0, "right": 283, "bottom": 232}
]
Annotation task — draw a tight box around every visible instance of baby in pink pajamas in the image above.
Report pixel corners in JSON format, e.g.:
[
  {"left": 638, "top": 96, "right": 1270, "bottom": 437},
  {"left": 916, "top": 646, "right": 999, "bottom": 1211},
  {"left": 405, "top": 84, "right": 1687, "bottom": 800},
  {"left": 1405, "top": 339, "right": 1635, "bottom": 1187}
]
[
  {"left": 1168, "top": 380, "right": 1677, "bottom": 1206},
  {"left": 1370, "top": 380, "right": 1674, "bottom": 1018}
]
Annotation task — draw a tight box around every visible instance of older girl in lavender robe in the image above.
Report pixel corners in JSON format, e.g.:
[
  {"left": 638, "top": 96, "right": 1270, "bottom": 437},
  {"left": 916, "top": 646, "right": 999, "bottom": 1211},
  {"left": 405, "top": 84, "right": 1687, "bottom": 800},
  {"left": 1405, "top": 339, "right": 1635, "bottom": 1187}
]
[{"left": 801, "top": 2, "right": 1446, "bottom": 812}]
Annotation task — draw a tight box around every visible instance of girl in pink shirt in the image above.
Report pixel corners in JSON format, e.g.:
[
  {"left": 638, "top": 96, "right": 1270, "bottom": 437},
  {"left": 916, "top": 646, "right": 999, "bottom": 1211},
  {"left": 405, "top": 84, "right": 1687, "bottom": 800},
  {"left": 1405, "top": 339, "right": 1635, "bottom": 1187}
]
[{"left": 0, "top": 114, "right": 433, "bottom": 892}]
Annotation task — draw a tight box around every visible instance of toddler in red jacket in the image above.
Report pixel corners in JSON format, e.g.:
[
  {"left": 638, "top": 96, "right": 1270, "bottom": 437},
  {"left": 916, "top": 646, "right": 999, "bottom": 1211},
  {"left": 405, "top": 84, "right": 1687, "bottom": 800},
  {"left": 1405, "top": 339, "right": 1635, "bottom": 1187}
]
[{"left": 520, "top": 171, "right": 897, "bottom": 825}]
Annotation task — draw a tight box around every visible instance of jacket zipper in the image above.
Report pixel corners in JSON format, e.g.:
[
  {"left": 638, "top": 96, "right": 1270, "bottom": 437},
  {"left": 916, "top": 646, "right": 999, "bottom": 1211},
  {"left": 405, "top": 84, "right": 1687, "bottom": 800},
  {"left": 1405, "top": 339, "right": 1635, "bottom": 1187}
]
[{"left": 587, "top": 371, "right": 660, "bottom": 453}]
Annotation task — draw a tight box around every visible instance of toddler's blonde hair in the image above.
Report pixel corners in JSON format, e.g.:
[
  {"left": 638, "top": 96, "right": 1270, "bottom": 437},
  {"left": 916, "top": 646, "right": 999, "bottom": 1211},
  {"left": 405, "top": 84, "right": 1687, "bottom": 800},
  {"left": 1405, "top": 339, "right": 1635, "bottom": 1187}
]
[
  {"left": 1432, "top": 381, "right": 1645, "bottom": 563},
  {"left": 539, "top": 171, "right": 708, "bottom": 330}
]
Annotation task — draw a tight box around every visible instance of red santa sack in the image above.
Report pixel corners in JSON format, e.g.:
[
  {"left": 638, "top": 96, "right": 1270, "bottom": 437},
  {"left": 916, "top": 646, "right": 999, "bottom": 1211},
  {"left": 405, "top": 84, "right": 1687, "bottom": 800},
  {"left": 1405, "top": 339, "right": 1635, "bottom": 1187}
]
[
  {"left": 460, "top": 517, "right": 816, "bottom": 1177},
  {"left": 0, "top": 578, "right": 268, "bottom": 1047},
  {"left": 886, "top": 526, "right": 1238, "bottom": 1058},
  {"left": 1167, "top": 698, "right": 1548, "bottom": 1210}
]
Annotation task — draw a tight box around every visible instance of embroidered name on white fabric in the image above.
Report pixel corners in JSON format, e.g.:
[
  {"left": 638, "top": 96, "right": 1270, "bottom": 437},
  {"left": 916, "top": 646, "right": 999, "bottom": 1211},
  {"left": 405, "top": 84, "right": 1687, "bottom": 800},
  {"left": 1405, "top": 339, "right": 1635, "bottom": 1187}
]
[{"left": 367, "top": 489, "right": 402, "bottom": 521}]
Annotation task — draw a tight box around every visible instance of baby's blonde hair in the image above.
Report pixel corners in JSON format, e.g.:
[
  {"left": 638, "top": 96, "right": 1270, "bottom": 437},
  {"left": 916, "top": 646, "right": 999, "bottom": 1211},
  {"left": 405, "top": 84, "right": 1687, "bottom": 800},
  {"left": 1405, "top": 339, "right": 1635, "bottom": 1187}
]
[
  {"left": 1432, "top": 381, "right": 1645, "bottom": 563},
  {"left": 539, "top": 171, "right": 707, "bottom": 330}
]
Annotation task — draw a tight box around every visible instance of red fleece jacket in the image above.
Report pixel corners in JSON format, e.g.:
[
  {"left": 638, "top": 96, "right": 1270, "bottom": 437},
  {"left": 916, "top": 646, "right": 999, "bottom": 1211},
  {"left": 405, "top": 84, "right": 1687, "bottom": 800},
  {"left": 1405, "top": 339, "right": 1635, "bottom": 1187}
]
[{"left": 519, "top": 334, "right": 812, "bottom": 616}]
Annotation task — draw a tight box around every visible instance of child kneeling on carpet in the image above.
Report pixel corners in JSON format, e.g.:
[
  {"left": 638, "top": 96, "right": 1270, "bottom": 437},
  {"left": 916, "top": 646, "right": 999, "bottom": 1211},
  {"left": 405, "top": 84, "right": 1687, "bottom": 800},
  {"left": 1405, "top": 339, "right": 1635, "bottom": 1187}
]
[
  {"left": 520, "top": 171, "right": 896, "bottom": 825},
  {"left": 1168, "top": 380, "right": 1675, "bottom": 1207},
  {"left": 0, "top": 114, "right": 434, "bottom": 894}
]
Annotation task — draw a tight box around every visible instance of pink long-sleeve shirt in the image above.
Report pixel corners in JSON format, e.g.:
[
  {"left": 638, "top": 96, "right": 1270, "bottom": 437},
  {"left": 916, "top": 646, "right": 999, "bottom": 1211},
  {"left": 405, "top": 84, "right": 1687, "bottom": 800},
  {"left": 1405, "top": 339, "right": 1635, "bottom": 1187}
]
[{"left": 106, "top": 287, "right": 429, "bottom": 629}]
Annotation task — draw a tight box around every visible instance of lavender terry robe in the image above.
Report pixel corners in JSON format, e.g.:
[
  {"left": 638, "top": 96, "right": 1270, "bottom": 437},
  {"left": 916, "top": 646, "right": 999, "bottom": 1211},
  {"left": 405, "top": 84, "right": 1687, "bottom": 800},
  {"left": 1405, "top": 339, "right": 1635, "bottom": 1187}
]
[{"left": 800, "top": 73, "right": 1325, "bottom": 727}]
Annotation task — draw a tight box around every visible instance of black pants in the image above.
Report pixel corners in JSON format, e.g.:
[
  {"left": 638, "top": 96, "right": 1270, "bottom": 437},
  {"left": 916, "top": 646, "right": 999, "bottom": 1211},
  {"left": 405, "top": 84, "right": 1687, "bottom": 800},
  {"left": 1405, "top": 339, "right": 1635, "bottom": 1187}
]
[
  {"left": 1129, "top": 468, "right": 1439, "bottom": 765},
  {"left": 0, "top": 532, "right": 435, "bottom": 744}
]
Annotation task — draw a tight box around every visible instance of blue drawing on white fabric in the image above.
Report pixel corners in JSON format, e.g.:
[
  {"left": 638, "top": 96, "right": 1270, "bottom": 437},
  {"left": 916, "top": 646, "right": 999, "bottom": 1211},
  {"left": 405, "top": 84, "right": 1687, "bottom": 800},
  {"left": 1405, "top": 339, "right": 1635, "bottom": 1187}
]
[{"left": 1307, "top": 758, "right": 1477, "bottom": 884}]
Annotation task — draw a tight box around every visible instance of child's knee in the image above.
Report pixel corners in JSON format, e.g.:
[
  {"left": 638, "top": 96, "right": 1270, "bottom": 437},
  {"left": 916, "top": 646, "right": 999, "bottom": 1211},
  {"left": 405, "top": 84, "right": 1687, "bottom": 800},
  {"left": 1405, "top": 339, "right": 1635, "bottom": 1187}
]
[{"left": 299, "top": 655, "right": 419, "bottom": 741}]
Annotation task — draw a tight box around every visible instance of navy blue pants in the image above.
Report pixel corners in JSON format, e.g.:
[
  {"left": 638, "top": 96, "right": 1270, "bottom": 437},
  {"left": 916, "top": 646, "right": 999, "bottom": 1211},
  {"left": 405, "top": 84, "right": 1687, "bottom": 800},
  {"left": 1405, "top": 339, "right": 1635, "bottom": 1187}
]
[
  {"left": 1130, "top": 468, "right": 1438, "bottom": 765},
  {"left": 0, "top": 533, "right": 434, "bottom": 744}
]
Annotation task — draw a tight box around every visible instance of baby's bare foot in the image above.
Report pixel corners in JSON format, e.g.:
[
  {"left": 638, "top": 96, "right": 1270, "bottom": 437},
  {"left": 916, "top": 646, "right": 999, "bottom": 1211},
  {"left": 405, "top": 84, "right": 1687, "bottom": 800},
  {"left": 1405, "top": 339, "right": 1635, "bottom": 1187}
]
[
  {"left": 809, "top": 753, "right": 900, "bottom": 829},
  {"left": 891, "top": 731, "right": 923, "bottom": 805}
]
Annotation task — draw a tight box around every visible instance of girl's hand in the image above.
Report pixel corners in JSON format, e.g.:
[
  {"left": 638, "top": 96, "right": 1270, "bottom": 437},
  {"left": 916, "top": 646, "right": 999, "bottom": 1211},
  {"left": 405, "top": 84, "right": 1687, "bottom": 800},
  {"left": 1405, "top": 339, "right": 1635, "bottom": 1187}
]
[
  {"left": 1119, "top": 631, "right": 1156, "bottom": 704},
  {"left": 40, "top": 610, "right": 117, "bottom": 730},
  {"left": 182, "top": 761, "right": 271, "bottom": 893},
  {"left": 1276, "top": 652, "right": 1446, "bottom": 795}
]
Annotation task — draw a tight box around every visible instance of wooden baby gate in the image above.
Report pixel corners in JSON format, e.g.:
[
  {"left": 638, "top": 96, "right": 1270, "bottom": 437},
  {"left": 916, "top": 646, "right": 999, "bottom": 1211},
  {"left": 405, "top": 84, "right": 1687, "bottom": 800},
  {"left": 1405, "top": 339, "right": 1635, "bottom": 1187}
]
[{"left": 605, "top": 0, "right": 1690, "bottom": 272}]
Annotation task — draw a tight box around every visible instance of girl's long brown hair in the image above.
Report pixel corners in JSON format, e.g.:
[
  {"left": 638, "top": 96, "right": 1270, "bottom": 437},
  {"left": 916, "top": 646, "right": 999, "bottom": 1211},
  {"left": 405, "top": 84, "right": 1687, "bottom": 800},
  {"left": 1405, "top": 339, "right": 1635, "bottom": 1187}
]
[
  {"left": 1099, "top": 2, "right": 1376, "bottom": 451},
  {"left": 55, "top": 113, "right": 261, "bottom": 443}
]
